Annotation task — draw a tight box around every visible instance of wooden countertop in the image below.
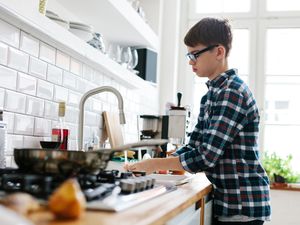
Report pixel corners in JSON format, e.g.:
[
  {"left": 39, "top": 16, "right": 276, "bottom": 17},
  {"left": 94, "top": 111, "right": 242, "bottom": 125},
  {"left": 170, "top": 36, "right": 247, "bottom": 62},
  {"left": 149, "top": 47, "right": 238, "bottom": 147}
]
[{"left": 28, "top": 173, "right": 212, "bottom": 225}]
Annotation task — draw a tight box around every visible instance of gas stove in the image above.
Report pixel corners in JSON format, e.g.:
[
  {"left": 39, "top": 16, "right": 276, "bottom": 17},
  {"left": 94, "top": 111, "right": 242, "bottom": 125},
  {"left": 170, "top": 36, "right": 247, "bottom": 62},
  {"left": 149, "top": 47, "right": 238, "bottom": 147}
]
[{"left": 0, "top": 168, "right": 176, "bottom": 212}]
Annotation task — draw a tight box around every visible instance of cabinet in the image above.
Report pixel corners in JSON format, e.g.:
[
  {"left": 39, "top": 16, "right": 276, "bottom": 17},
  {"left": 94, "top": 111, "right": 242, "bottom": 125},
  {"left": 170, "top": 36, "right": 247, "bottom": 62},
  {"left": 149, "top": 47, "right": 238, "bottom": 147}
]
[
  {"left": 166, "top": 194, "right": 213, "bottom": 225},
  {"left": 0, "top": 0, "right": 159, "bottom": 90}
]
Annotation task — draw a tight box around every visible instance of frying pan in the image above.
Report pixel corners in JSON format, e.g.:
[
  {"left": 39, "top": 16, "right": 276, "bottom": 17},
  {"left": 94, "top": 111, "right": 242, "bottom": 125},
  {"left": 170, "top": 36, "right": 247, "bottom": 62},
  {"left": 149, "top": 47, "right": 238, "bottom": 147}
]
[{"left": 14, "top": 139, "right": 168, "bottom": 175}]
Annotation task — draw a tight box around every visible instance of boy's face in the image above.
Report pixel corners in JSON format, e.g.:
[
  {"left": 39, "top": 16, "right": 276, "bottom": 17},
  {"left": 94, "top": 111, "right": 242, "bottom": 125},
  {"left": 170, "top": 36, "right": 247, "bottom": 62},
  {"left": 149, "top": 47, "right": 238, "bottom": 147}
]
[{"left": 186, "top": 44, "right": 223, "bottom": 80}]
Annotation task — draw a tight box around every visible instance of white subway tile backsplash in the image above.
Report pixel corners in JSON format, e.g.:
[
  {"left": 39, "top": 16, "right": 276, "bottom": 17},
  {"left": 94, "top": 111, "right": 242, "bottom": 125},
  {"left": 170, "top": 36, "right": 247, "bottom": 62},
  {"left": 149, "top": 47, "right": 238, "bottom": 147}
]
[
  {"left": 37, "top": 79, "right": 53, "bottom": 100},
  {"left": 0, "top": 18, "right": 148, "bottom": 156},
  {"left": 0, "top": 65, "right": 17, "bottom": 90},
  {"left": 14, "top": 114, "right": 34, "bottom": 135},
  {"left": 92, "top": 99, "right": 102, "bottom": 113},
  {"left": 76, "top": 77, "right": 87, "bottom": 93},
  {"left": 54, "top": 85, "right": 68, "bottom": 102},
  {"left": 4, "top": 90, "right": 26, "bottom": 113},
  {"left": 63, "top": 71, "right": 77, "bottom": 90},
  {"left": 29, "top": 56, "right": 47, "bottom": 79},
  {"left": 70, "top": 58, "right": 82, "bottom": 76},
  {"left": 39, "top": 42, "right": 56, "bottom": 64},
  {"left": 5, "top": 156, "right": 12, "bottom": 167},
  {"left": 3, "top": 111, "right": 14, "bottom": 133},
  {"left": 0, "top": 88, "right": 4, "bottom": 108},
  {"left": 56, "top": 50, "right": 70, "bottom": 70},
  {"left": 0, "top": 19, "right": 20, "bottom": 48},
  {"left": 34, "top": 117, "right": 51, "bottom": 136},
  {"left": 47, "top": 64, "right": 63, "bottom": 85},
  {"left": 82, "top": 64, "right": 93, "bottom": 81},
  {"left": 23, "top": 135, "right": 42, "bottom": 148},
  {"left": 26, "top": 96, "right": 44, "bottom": 117},
  {"left": 7, "top": 134, "right": 23, "bottom": 154},
  {"left": 93, "top": 71, "right": 104, "bottom": 86},
  {"left": 17, "top": 72, "right": 36, "bottom": 95},
  {"left": 44, "top": 100, "right": 58, "bottom": 120},
  {"left": 65, "top": 106, "right": 79, "bottom": 123},
  {"left": 68, "top": 90, "right": 81, "bottom": 107},
  {"left": 7, "top": 47, "right": 29, "bottom": 73},
  {"left": 20, "top": 32, "right": 39, "bottom": 57},
  {"left": 0, "top": 42, "right": 8, "bottom": 65}
]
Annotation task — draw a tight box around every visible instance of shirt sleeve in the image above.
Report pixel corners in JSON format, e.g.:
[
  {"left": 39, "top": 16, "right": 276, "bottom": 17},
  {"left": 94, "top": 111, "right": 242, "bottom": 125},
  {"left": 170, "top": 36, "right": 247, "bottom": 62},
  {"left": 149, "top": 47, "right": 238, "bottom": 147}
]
[{"left": 179, "top": 89, "right": 248, "bottom": 173}]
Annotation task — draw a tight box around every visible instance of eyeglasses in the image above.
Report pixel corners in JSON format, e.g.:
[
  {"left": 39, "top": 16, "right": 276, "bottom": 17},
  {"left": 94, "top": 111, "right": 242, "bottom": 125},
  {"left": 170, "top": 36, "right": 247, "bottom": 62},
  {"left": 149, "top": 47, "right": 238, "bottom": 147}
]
[{"left": 186, "top": 44, "right": 219, "bottom": 62}]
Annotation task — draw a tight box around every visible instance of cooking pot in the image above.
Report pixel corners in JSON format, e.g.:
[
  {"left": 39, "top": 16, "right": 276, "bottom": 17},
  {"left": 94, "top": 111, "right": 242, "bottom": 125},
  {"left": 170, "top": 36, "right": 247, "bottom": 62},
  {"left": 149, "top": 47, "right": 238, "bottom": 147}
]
[{"left": 14, "top": 139, "right": 167, "bottom": 175}]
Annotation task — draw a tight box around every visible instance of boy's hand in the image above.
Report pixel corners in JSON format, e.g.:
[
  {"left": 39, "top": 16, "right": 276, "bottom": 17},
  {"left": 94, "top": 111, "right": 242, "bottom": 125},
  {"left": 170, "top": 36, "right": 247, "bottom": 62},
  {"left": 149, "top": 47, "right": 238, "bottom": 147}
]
[{"left": 124, "top": 159, "right": 156, "bottom": 175}]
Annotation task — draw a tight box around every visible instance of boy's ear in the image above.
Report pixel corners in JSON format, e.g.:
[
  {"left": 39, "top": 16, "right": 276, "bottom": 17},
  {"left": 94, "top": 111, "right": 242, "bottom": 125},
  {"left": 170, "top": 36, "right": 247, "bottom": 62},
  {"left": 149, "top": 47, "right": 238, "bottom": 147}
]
[{"left": 216, "top": 45, "right": 226, "bottom": 60}]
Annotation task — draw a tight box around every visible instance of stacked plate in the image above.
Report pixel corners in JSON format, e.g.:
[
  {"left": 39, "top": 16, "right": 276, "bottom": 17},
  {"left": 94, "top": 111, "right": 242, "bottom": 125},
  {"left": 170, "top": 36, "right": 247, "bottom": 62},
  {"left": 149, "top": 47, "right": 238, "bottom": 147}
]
[
  {"left": 69, "top": 22, "right": 93, "bottom": 42},
  {"left": 45, "top": 10, "right": 69, "bottom": 29}
]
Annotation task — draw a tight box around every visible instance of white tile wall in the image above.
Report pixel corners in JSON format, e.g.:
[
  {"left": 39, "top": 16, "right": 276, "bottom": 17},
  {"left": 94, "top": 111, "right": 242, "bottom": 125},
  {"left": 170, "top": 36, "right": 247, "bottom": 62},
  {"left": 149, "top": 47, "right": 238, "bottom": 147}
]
[
  {"left": 7, "top": 47, "right": 29, "bottom": 72},
  {"left": 44, "top": 101, "right": 58, "bottom": 120},
  {"left": 56, "top": 50, "right": 70, "bottom": 70},
  {"left": 0, "top": 18, "right": 158, "bottom": 167},
  {"left": 0, "top": 42, "right": 8, "bottom": 65},
  {"left": 47, "top": 64, "right": 62, "bottom": 85},
  {"left": 17, "top": 72, "right": 37, "bottom": 95},
  {"left": 54, "top": 85, "right": 68, "bottom": 102},
  {"left": 20, "top": 32, "right": 39, "bottom": 57},
  {"left": 34, "top": 117, "right": 51, "bottom": 136},
  {"left": 26, "top": 96, "right": 44, "bottom": 117},
  {"left": 37, "top": 79, "right": 53, "bottom": 100},
  {"left": 0, "top": 88, "right": 4, "bottom": 109},
  {"left": 14, "top": 114, "right": 34, "bottom": 135},
  {"left": 3, "top": 111, "right": 14, "bottom": 133},
  {"left": 0, "top": 65, "right": 17, "bottom": 90},
  {"left": 70, "top": 58, "right": 82, "bottom": 76},
  {"left": 29, "top": 56, "right": 47, "bottom": 79},
  {"left": 39, "top": 42, "right": 55, "bottom": 64},
  {"left": 4, "top": 90, "right": 26, "bottom": 113},
  {"left": 0, "top": 19, "right": 20, "bottom": 48}
]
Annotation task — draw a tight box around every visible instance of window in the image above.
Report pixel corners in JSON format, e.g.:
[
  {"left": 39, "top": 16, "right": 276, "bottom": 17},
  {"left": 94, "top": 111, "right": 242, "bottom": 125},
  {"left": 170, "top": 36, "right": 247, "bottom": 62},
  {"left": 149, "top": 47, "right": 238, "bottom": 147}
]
[
  {"left": 195, "top": 0, "right": 251, "bottom": 13},
  {"left": 228, "top": 29, "right": 250, "bottom": 84},
  {"left": 267, "top": 0, "right": 300, "bottom": 11},
  {"left": 187, "top": 0, "right": 300, "bottom": 174},
  {"left": 264, "top": 27, "right": 300, "bottom": 171}
]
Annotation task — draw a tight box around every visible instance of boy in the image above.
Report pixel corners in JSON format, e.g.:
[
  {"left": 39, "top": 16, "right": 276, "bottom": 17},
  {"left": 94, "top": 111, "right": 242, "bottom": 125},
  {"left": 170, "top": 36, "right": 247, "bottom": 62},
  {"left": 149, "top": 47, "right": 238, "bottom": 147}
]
[{"left": 125, "top": 17, "right": 271, "bottom": 225}]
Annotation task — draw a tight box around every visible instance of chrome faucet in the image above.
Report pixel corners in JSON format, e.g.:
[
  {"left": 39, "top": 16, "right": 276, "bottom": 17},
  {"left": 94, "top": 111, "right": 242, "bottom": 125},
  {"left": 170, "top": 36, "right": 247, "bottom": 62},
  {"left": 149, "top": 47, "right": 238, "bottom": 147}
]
[{"left": 78, "top": 86, "right": 126, "bottom": 151}]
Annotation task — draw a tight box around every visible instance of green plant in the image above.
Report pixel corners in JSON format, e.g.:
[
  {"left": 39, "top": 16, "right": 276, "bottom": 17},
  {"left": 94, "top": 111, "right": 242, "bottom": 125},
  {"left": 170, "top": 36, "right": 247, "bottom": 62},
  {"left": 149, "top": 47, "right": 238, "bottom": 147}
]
[{"left": 262, "top": 152, "right": 300, "bottom": 183}]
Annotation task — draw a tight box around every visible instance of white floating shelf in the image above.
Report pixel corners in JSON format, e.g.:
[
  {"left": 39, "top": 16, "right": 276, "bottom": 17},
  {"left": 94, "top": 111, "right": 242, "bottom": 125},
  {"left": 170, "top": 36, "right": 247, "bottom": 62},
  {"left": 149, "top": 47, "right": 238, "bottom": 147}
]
[
  {"left": 59, "top": 0, "right": 159, "bottom": 50},
  {"left": 0, "top": 0, "right": 157, "bottom": 90}
]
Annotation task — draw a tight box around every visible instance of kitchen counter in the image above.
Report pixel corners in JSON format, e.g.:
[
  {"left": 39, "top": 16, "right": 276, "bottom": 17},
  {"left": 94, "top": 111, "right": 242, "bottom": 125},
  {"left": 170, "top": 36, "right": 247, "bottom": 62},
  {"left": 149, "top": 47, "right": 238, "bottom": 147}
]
[{"left": 28, "top": 173, "right": 212, "bottom": 225}]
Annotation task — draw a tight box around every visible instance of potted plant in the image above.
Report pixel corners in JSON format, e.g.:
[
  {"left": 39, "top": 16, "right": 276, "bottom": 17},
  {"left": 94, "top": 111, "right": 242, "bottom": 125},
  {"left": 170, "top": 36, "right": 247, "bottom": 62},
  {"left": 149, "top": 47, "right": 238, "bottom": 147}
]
[{"left": 262, "top": 152, "right": 299, "bottom": 187}]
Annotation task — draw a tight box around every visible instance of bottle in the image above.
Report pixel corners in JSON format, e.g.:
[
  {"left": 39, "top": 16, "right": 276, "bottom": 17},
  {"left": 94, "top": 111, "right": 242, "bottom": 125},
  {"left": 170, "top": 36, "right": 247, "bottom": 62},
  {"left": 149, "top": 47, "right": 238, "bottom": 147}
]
[
  {"left": 0, "top": 110, "right": 7, "bottom": 168},
  {"left": 52, "top": 102, "right": 69, "bottom": 150}
]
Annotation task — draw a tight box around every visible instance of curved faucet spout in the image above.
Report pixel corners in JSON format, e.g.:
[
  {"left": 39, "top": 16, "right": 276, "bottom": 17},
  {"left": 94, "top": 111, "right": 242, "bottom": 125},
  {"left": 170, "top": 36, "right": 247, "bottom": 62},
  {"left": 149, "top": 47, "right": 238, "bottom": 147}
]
[{"left": 78, "top": 86, "right": 126, "bottom": 151}]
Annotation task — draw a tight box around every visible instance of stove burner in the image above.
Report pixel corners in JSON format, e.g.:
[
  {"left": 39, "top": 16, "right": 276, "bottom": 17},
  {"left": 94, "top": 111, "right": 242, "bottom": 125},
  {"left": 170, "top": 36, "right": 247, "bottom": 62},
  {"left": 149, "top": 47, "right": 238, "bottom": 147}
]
[{"left": 0, "top": 168, "right": 156, "bottom": 202}]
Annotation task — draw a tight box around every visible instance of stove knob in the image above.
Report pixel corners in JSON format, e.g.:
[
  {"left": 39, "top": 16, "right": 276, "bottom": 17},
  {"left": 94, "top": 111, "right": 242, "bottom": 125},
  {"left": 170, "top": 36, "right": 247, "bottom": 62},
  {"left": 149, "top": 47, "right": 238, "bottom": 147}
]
[
  {"left": 120, "top": 179, "right": 135, "bottom": 193},
  {"left": 150, "top": 178, "right": 156, "bottom": 188},
  {"left": 144, "top": 177, "right": 152, "bottom": 189}
]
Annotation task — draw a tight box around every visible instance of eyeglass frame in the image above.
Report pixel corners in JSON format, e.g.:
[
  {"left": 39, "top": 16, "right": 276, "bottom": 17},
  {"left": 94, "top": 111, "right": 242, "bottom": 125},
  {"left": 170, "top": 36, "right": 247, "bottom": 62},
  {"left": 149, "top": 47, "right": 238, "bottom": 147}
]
[{"left": 186, "top": 44, "right": 219, "bottom": 62}]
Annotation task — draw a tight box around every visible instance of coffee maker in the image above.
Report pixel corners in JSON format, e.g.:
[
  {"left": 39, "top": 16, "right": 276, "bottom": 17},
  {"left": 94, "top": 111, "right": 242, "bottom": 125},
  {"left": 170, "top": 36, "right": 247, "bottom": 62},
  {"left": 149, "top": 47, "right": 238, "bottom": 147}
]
[{"left": 139, "top": 93, "right": 190, "bottom": 157}]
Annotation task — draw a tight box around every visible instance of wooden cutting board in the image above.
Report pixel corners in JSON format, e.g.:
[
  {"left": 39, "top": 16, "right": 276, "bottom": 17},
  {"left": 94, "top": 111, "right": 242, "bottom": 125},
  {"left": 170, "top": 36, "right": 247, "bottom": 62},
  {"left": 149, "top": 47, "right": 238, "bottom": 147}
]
[{"left": 103, "top": 111, "right": 124, "bottom": 148}]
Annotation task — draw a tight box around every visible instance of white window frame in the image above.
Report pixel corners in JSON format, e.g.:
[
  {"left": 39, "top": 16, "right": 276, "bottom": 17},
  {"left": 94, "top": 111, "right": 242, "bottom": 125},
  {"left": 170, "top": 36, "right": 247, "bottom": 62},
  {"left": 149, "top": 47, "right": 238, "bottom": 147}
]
[
  {"left": 185, "top": 0, "right": 300, "bottom": 153},
  {"left": 189, "top": 0, "right": 258, "bottom": 20}
]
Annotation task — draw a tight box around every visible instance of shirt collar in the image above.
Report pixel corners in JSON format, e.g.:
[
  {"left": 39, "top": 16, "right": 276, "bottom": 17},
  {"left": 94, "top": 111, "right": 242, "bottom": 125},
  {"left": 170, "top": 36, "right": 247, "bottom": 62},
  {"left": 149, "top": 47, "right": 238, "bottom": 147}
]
[{"left": 206, "top": 68, "right": 237, "bottom": 88}]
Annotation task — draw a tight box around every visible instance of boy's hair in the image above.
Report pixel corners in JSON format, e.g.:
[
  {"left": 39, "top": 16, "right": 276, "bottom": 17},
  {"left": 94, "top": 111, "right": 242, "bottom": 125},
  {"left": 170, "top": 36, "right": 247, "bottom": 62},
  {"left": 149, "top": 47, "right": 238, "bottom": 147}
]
[{"left": 184, "top": 17, "right": 232, "bottom": 57}]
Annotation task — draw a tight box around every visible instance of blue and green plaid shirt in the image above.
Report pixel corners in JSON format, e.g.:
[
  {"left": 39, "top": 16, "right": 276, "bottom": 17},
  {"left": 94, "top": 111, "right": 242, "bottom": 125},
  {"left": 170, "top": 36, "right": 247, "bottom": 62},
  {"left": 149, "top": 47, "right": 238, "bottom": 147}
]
[{"left": 174, "top": 69, "right": 271, "bottom": 220}]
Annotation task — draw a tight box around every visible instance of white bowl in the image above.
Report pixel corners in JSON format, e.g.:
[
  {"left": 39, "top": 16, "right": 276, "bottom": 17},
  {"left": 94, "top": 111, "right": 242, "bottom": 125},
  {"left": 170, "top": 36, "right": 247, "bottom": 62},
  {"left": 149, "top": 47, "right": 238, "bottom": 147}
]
[{"left": 69, "top": 28, "right": 93, "bottom": 42}]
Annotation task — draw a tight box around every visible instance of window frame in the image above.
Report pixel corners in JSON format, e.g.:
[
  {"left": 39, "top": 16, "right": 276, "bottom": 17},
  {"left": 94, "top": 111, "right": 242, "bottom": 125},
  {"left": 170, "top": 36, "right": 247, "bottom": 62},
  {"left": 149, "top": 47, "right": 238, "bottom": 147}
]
[{"left": 185, "top": 0, "right": 300, "bottom": 156}]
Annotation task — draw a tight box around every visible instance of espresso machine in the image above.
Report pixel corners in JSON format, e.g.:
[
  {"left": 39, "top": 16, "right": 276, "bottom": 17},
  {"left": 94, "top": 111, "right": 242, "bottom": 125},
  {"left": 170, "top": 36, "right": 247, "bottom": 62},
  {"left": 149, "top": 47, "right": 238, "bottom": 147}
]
[{"left": 139, "top": 93, "right": 190, "bottom": 157}]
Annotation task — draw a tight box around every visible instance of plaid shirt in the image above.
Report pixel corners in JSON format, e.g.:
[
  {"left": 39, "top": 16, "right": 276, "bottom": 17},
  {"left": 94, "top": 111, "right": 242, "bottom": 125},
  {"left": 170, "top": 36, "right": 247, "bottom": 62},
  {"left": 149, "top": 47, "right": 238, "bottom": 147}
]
[{"left": 174, "top": 69, "right": 271, "bottom": 220}]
